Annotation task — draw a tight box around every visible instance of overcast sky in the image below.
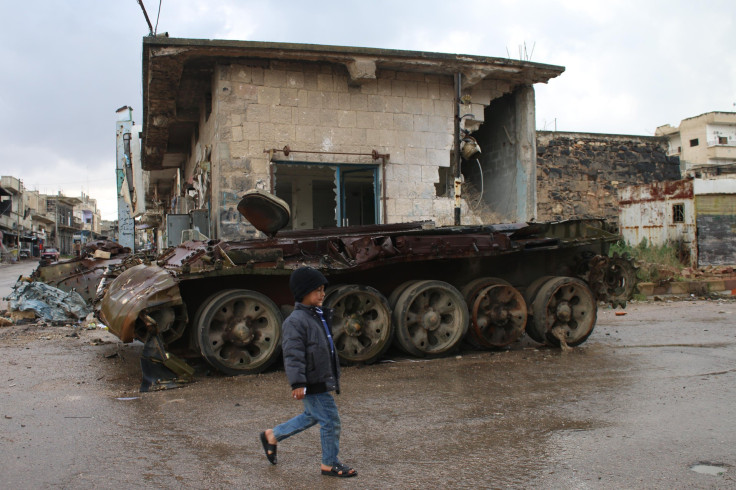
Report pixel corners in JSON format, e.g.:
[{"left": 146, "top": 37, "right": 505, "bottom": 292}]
[{"left": 1, "top": 0, "right": 733, "bottom": 220}]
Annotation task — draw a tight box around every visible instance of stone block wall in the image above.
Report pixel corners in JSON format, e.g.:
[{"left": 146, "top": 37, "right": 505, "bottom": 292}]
[
  {"left": 536, "top": 131, "right": 681, "bottom": 227},
  {"left": 194, "top": 59, "right": 514, "bottom": 239}
]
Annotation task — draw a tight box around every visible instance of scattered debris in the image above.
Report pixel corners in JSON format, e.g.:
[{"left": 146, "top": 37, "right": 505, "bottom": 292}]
[{"left": 5, "top": 281, "right": 91, "bottom": 323}]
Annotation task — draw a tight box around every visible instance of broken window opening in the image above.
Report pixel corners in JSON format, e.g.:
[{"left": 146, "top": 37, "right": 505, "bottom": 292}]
[
  {"left": 672, "top": 203, "right": 685, "bottom": 223},
  {"left": 718, "top": 136, "right": 728, "bottom": 145},
  {"left": 274, "top": 162, "right": 379, "bottom": 230},
  {"left": 689, "top": 138, "right": 699, "bottom": 147}
]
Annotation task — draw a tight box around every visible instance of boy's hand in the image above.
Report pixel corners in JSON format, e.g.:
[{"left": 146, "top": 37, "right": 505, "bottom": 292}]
[{"left": 292, "top": 387, "right": 306, "bottom": 400}]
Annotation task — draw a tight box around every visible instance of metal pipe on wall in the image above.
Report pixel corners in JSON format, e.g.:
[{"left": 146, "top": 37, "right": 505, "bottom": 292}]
[{"left": 454, "top": 72, "right": 462, "bottom": 226}]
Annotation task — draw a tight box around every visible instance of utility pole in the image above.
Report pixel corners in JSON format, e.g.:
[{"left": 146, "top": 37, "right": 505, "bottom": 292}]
[{"left": 115, "top": 106, "right": 136, "bottom": 251}]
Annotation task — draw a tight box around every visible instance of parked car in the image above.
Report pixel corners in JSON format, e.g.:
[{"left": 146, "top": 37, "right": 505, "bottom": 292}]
[
  {"left": 19, "top": 248, "right": 31, "bottom": 259},
  {"left": 40, "top": 248, "right": 60, "bottom": 262}
]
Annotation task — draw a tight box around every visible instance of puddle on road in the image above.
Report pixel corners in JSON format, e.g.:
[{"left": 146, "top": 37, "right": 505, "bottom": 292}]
[{"left": 690, "top": 463, "right": 728, "bottom": 476}]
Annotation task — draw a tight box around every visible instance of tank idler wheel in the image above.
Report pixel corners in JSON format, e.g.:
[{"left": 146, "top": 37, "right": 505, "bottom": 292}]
[
  {"left": 195, "top": 289, "right": 283, "bottom": 375},
  {"left": 470, "top": 284, "right": 527, "bottom": 348},
  {"left": 522, "top": 275, "right": 554, "bottom": 344},
  {"left": 323, "top": 284, "right": 393, "bottom": 365},
  {"left": 392, "top": 280, "right": 469, "bottom": 357},
  {"left": 529, "top": 277, "right": 597, "bottom": 348}
]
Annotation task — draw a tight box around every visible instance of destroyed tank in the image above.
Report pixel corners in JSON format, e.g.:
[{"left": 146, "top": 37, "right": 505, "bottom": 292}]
[{"left": 100, "top": 190, "right": 636, "bottom": 377}]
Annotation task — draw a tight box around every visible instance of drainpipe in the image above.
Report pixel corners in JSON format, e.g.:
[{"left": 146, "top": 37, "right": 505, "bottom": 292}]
[{"left": 453, "top": 73, "right": 462, "bottom": 226}]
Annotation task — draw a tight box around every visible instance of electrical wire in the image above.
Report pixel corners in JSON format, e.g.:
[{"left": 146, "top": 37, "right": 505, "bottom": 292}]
[
  {"left": 154, "top": 0, "right": 162, "bottom": 36},
  {"left": 475, "top": 158, "right": 484, "bottom": 207}
]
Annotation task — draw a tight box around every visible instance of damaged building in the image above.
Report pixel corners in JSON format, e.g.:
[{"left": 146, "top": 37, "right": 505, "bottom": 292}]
[
  {"left": 137, "top": 37, "right": 564, "bottom": 243},
  {"left": 535, "top": 131, "right": 681, "bottom": 228}
]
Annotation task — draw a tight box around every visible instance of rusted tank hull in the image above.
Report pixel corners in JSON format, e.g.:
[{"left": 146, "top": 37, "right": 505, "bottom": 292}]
[{"left": 98, "top": 218, "right": 635, "bottom": 376}]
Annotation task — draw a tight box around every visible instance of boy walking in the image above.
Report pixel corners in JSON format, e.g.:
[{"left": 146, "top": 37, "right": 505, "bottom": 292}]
[{"left": 260, "top": 266, "right": 357, "bottom": 478}]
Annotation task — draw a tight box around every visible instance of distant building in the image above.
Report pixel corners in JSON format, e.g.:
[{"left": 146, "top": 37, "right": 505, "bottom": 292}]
[
  {"left": 619, "top": 178, "right": 736, "bottom": 267},
  {"left": 656, "top": 112, "right": 736, "bottom": 177}
]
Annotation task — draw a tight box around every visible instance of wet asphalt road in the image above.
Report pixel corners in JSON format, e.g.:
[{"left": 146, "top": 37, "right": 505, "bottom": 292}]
[{"left": 1, "top": 271, "right": 735, "bottom": 488}]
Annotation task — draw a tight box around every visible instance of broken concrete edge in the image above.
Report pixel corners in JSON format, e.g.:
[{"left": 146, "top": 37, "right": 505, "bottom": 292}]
[{"left": 637, "top": 278, "right": 736, "bottom": 298}]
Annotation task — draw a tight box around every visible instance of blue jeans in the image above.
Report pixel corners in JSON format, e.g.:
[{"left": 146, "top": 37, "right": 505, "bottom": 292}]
[{"left": 272, "top": 392, "right": 341, "bottom": 466}]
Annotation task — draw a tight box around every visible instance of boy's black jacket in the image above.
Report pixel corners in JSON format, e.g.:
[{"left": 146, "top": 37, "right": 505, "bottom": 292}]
[{"left": 281, "top": 303, "right": 341, "bottom": 394}]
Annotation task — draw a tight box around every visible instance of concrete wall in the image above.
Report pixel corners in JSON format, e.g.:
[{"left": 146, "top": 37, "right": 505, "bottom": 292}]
[
  {"left": 536, "top": 131, "right": 680, "bottom": 227},
  {"left": 618, "top": 180, "right": 696, "bottom": 263},
  {"left": 189, "top": 60, "right": 522, "bottom": 239}
]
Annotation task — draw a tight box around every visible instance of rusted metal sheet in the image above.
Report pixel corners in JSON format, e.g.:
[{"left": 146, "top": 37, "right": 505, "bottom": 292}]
[
  {"left": 618, "top": 179, "right": 693, "bottom": 206},
  {"left": 100, "top": 264, "right": 182, "bottom": 343},
  {"left": 619, "top": 181, "right": 697, "bottom": 258}
]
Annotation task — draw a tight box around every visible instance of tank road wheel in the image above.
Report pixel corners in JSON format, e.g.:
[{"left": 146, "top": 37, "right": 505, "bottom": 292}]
[
  {"left": 529, "top": 277, "right": 597, "bottom": 348},
  {"left": 323, "top": 284, "right": 393, "bottom": 365},
  {"left": 470, "top": 284, "right": 527, "bottom": 348},
  {"left": 461, "top": 277, "right": 511, "bottom": 348},
  {"left": 522, "top": 276, "right": 554, "bottom": 343},
  {"left": 392, "top": 280, "right": 469, "bottom": 357},
  {"left": 196, "top": 289, "right": 283, "bottom": 375}
]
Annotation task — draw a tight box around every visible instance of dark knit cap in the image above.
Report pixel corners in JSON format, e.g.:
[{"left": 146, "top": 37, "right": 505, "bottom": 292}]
[{"left": 289, "top": 266, "right": 328, "bottom": 302}]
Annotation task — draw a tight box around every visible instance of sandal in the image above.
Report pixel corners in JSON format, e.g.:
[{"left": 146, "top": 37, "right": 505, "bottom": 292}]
[
  {"left": 321, "top": 462, "right": 357, "bottom": 478},
  {"left": 259, "top": 432, "right": 277, "bottom": 464}
]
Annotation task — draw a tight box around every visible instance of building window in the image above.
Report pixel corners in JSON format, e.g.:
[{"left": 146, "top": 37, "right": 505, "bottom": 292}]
[
  {"left": 718, "top": 136, "right": 728, "bottom": 145},
  {"left": 689, "top": 138, "right": 699, "bottom": 147},
  {"left": 274, "top": 162, "right": 379, "bottom": 230},
  {"left": 672, "top": 203, "right": 684, "bottom": 223}
]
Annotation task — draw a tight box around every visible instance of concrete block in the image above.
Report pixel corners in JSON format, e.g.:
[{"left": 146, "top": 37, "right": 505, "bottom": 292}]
[
  {"left": 403, "top": 98, "right": 423, "bottom": 115},
  {"left": 433, "top": 99, "right": 453, "bottom": 116},
  {"left": 385, "top": 96, "right": 403, "bottom": 114},
  {"left": 251, "top": 67, "right": 264, "bottom": 85},
  {"left": 374, "top": 112, "right": 394, "bottom": 130},
  {"left": 350, "top": 94, "right": 368, "bottom": 112},
  {"left": 245, "top": 104, "right": 271, "bottom": 123},
  {"left": 323, "top": 92, "right": 339, "bottom": 110},
  {"left": 295, "top": 108, "right": 320, "bottom": 126},
  {"left": 242, "top": 121, "right": 259, "bottom": 140},
  {"left": 307, "top": 91, "right": 324, "bottom": 109},
  {"left": 319, "top": 109, "right": 339, "bottom": 127},
  {"left": 264, "top": 69, "right": 286, "bottom": 88},
  {"left": 394, "top": 113, "right": 414, "bottom": 131},
  {"left": 406, "top": 148, "right": 428, "bottom": 165},
  {"left": 317, "top": 74, "right": 334, "bottom": 91},
  {"left": 368, "top": 95, "right": 386, "bottom": 112},
  {"left": 337, "top": 93, "right": 351, "bottom": 110},
  {"left": 421, "top": 165, "right": 438, "bottom": 183},
  {"left": 337, "top": 110, "right": 356, "bottom": 128},
  {"left": 270, "top": 106, "right": 292, "bottom": 125},
  {"left": 295, "top": 125, "right": 314, "bottom": 143},
  {"left": 356, "top": 111, "right": 374, "bottom": 129},
  {"left": 231, "top": 125, "right": 243, "bottom": 142},
  {"left": 257, "top": 87, "right": 280, "bottom": 106},
  {"left": 637, "top": 282, "right": 655, "bottom": 296},
  {"left": 230, "top": 66, "right": 252, "bottom": 82},
  {"left": 377, "top": 79, "right": 392, "bottom": 95},
  {"left": 669, "top": 282, "right": 689, "bottom": 294},
  {"left": 706, "top": 279, "right": 726, "bottom": 292},
  {"left": 286, "top": 71, "right": 304, "bottom": 89},
  {"left": 280, "top": 88, "right": 299, "bottom": 107},
  {"left": 359, "top": 80, "right": 377, "bottom": 95}
]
